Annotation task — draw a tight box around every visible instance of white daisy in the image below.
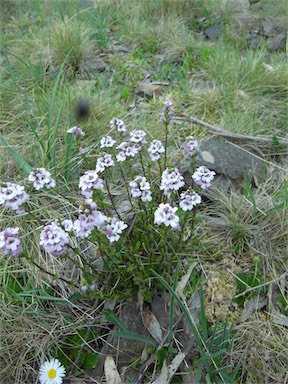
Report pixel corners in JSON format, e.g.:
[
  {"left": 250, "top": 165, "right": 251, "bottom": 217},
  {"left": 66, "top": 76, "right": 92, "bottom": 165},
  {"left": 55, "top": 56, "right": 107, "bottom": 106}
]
[{"left": 39, "top": 358, "right": 66, "bottom": 384}]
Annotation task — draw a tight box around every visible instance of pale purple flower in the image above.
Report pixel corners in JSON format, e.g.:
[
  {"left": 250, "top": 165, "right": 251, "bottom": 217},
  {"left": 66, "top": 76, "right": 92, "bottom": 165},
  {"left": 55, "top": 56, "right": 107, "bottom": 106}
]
[
  {"left": 81, "top": 285, "right": 88, "bottom": 293},
  {"left": 104, "top": 217, "right": 128, "bottom": 243},
  {"left": 183, "top": 139, "right": 199, "bottom": 156},
  {"left": 61, "top": 219, "right": 74, "bottom": 232},
  {"left": 96, "top": 153, "right": 115, "bottom": 173},
  {"left": 90, "top": 284, "right": 97, "bottom": 291},
  {"left": 0, "top": 227, "right": 22, "bottom": 257},
  {"left": 148, "top": 140, "right": 165, "bottom": 161},
  {"left": 154, "top": 203, "right": 179, "bottom": 229},
  {"left": 74, "top": 199, "right": 106, "bottom": 239},
  {"left": 192, "top": 166, "right": 216, "bottom": 190},
  {"left": 116, "top": 142, "right": 137, "bottom": 162},
  {"left": 160, "top": 168, "right": 185, "bottom": 197},
  {"left": 100, "top": 135, "right": 116, "bottom": 148},
  {"left": 129, "top": 130, "right": 147, "bottom": 146},
  {"left": 67, "top": 126, "right": 85, "bottom": 139},
  {"left": 179, "top": 190, "right": 202, "bottom": 211},
  {"left": 161, "top": 100, "right": 174, "bottom": 123},
  {"left": 28, "top": 168, "right": 56, "bottom": 190},
  {"left": 79, "top": 147, "right": 87, "bottom": 155},
  {"left": 110, "top": 118, "right": 127, "bottom": 133},
  {"left": 129, "top": 176, "right": 152, "bottom": 202},
  {"left": 39, "top": 221, "right": 70, "bottom": 257},
  {"left": 0, "top": 182, "right": 29, "bottom": 211},
  {"left": 79, "top": 170, "right": 104, "bottom": 198}
]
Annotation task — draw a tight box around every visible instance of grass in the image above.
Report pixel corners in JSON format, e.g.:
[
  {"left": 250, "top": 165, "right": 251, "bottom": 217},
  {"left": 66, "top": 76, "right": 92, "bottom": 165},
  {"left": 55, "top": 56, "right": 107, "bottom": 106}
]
[{"left": 1, "top": 0, "right": 287, "bottom": 383}]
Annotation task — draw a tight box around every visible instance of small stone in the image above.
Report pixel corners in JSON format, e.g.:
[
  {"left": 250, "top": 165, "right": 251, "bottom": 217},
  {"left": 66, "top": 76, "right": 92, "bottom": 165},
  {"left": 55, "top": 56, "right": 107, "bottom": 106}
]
[
  {"left": 246, "top": 33, "right": 261, "bottom": 49},
  {"left": 267, "top": 34, "right": 286, "bottom": 52},
  {"left": 135, "top": 81, "right": 163, "bottom": 97},
  {"left": 249, "top": 0, "right": 261, "bottom": 4},
  {"left": 262, "top": 17, "right": 274, "bottom": 37},
  {"left": 204, "top": 24, "right": 222, "bottom": 41}
]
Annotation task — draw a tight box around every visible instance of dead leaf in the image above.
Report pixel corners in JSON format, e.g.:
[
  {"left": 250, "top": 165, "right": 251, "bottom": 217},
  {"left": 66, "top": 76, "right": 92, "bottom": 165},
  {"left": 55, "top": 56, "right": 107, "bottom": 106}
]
[
  {"left": 138, "top": 292, "right": 163, "bottom": 343},
  {"left": 104, "top": 356, "right": 123, "bottom": 384},
  {"left": 271, "top": 307, "right": 288, "bottom": 327},
  {"left": 176, "top": 262, "right": 198, "bottom": 297},
  {"left": 241, "top": 295, "right": 267, "bottom": 321},
  {"left": 152, "top": 360, "right": 168, "bottom": 384}
]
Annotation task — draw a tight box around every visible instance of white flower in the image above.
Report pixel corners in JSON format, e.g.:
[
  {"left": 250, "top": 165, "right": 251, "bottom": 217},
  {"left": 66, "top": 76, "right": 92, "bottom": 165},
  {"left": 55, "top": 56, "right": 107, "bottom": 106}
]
[
  {"left": 110, "top": 118, "right": 126, "bottom": 133},
  {"left": 100, "top": 135, "right": 116, "bottom": 148},
  {"left": 154, "top": 203, "right": 179, "bottom": 229},
  {"left": 104, "top": 217, "right": 128, "bottom": 243},
  {"left": 67, "top": 126, "right": 85, "bottom": 139},
  {"left": 183, "top": 139, "right": 199, "bottom": 156},
  {"left": 0, "top": 182, "right": 29, "bottom": 211},
  {"left": 148, "top": 140, "right": 165, "bottom": 161},
  {"left": 116, "top": 142, "right": 137, "bottom": 162},
  {"left": 160, "top": 168, "right": 185, "bottom": 197},
  {"left": 96, "top": 153, "right": 115, "bottom": 173},
  {"left": 179, "top": 190, "right": 202, "bottom": 211},
  {"left": 129, "top": 176, "right": 152, "bottom": 202},
  {"left": 129, "top": 129, "right": 147, "bottom": 145},
  {"left": 79, "top": 170, "right": 104, "bottom": 198},
  {"left": 39, "top": 358, "right": 66, "bottom": 384},
  {"left": 192, "top": 166, "right": 216, "bottom": 190},
  {"left": 28, "top": 168, "right": 56, "bottom": 190}
]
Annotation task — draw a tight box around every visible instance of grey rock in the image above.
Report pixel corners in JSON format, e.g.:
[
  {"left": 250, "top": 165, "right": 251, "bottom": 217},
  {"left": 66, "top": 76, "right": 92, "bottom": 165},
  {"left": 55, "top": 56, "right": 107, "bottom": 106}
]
[
  {"left": 249, "top": 0, "right": 261, "bottom": 4},
  {"left": 82, "top": 56, "right": 108, "bottom": 72},
  {"left": 262, "top": 17, "right": 274, "bottom": 37},
  {"left": 197, "top": 140, "right": 267, "bottom": 179},
  {"left": 179, "top": 140, "right": 267, "bottom": 187},
  {"left": 246, "top": 33, "right": 261, "bottom": 49},
  {"left": 267, "top": 34, "right": 286, "bottom": 52},
  {"left": 204, "top": 24, "right": 222, "bottom": 41}
]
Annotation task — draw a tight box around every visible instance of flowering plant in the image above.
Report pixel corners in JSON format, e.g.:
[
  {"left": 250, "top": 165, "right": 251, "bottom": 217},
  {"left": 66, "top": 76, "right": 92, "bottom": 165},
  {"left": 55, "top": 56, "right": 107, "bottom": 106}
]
[{"left": 0, "top": 101, "right": 215, "bottom": 301}]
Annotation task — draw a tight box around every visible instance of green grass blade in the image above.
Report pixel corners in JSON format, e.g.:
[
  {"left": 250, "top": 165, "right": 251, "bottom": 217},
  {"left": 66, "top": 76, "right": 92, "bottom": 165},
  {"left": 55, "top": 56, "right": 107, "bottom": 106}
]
[
  {"left": 104, "top": 309, "right": 128, "bottom": 332},
  {"left": 152, "top": 270, "right": 203, "bottom": 351},
  {"left": 51, "top": 102, "right": 64, "bottom": 170},
  {"left": 114, "top": 331, "right": 158, "bottom": 347},
  {"left": 200, "top": 285, "right": 208, "bottom": 343},
  {"left": 46, "top": 62, "right": 65, "bottom": 161},
  {"left": 0, "top": 134, "right": 32, "bottom": 174},
  {"left": 64, "top": 89, "right": 73, "bottom": 182}
]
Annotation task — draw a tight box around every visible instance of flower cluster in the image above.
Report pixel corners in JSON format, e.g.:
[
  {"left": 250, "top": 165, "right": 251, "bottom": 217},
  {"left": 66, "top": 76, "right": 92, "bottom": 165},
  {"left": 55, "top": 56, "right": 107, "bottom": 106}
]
[
  {"left": 103, "top": 217, "right": 128, "bottom": 243},
  {"left": 161, "top": 101, "right": 174, "bottom": 123},
  {"left": 110, "top": 118, "right": 127, "bottom": 133},
  {"left": 154, "top": 203, "right": 179, "bottom": 229},
  {"left": 179, "top": 190, "right": 202, "bottom": 211},
  {"left": 148, "top": 140, "right": 165, "bottom": 161},
  {"left": 79, "top": 170, "right": 104, "bottom": 198},
  {"left": 100, "top": 135, "right": 116, "bottom": 148},
  {"left": 0, "top": 182, "right": 29, "bottom": 211},
  {"left": 192, "top": 166, "right": 216, "bottom": 190},
  {"left": 129, "top": 176, "right": 152, "bottom": 202},
  {"left": 67, "top": 126, "right": 85, "bottom": 139},
  {"left": 96, "top": 153, "right": 115, "bottom": 173},
  {"left": 160, "top": 168, "right": 185, "bottom": 197},
  {"left": 28, "top": 168, "right": 56, "bottom": 190},
  {"left": 129, "top": 129, "right": 147, "bottom": 146},
  {"left": 40, "top": 221, "right": 70, "bottom": 257},
  {"left": 116, "top": 141, "right": 139, "bottom": 162},
  {"left": 72, "top": 199, "right": 106, "bottom": 239},
  {"left": 0, "top": 227, "right": 22, "bottom": 257},
  {"left": 183, "top": 138, "right": 199, "bottom": 156}
]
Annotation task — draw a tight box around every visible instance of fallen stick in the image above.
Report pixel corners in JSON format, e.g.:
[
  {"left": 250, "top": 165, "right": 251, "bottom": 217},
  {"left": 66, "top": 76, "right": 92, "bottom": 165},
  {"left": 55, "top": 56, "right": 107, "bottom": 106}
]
[{"left": 174, "top": 114, "right": 288, "bottom": 148}]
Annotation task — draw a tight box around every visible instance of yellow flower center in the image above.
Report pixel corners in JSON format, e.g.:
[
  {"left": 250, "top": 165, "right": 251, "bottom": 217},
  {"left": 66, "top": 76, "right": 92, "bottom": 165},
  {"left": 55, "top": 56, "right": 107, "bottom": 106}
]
[{"left": 47, "top": 368, "right": 57, "bottom": 379}]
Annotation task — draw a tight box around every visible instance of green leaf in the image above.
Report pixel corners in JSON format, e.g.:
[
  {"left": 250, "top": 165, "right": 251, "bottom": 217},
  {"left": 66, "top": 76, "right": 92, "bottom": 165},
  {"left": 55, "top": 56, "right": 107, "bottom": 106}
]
[
  {"left": 114, "top": 331, "right": 158, "bottom": 347},
  {"left": 0, "top": 134, "right": 32, "bottom": 174},
  {"left": 83, "top": 352, "right": 99, "bottom": 370}
]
